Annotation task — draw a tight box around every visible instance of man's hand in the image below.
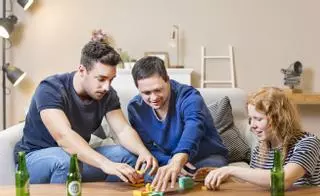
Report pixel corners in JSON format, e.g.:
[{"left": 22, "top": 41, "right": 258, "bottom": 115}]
[
  {"left": 150, "top": 153, "right": 189, "bottom": 192},
  {"left": 135, "top": 151, "right": 158, "bottom": 176},
  {"left": 100, "top": 161, "right": 141, "bottom": 184},
  {"left": 204, "top": 166, "right": 234, "bottom": 190},
  {"left": 151, "top": 161, "right": 182, "bottom": 192}
]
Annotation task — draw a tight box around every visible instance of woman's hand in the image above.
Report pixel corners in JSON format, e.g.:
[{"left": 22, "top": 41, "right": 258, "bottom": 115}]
[{"left": 204, "top": 166, "right": 235, "bottom": 190}]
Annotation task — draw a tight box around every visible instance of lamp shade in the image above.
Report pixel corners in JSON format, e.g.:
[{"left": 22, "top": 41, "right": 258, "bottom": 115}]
[
  {"left": 0, "top": 15, "right": 18, "bottom": 39},
  {"left": 3, "top": 64, "right": 26, "bottom": 86},
  {"left": 17, "top": 0, "right": 34, "bottom": 10}
]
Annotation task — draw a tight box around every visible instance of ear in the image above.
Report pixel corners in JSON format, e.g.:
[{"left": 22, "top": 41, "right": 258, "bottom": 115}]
[
  {"left": 267, "top": 116, "right": 273, "bottom": 128},
  {"left": 165, "top": 75, "right": 170, "bottom": 82},
  {"left": 78, "top": 64, "right": 87, "bottom": 77}
]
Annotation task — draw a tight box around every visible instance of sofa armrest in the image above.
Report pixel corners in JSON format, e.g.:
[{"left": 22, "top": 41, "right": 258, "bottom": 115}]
[{"left": 0, "top": 123, "right": 24, "bottom": 185}]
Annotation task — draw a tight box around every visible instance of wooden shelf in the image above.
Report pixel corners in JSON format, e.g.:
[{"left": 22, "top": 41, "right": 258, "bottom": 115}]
[{"left": 285, "top": 92, "right": 320, "bottom": 105}]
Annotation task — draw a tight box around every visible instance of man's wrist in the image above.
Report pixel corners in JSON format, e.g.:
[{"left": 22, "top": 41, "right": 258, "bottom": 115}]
[
  {"left": 137, "top": 147, "right": 150, "bottom": 156},
  {"left": 171, "top": 153, "right": 189, "bottom": 168},
  {"left": 99, "top": 156, "right": 112, "bottom": 170}
]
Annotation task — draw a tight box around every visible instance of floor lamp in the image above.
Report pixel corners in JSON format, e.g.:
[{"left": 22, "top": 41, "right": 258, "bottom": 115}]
[{"left": 0, "top": 0, "right": 32, "bottom": 129}]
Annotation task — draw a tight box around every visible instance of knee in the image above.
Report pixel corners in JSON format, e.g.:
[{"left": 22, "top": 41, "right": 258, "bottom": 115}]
[
  {"left": 103, "top": 145, "right": 137, "bottom": 165},
  {"left": 52, "top": 155, "right": 70, "bottom": 172},
  {"left": 26, "top": 148, "right": 70, "bottom": 184},
  {"left": 114, "top": 146, "right": 137, "bottom": 164},
  {"left": 193, "top": 155, "right": 228, "bottom": 168},
  {"left": 211, "top": 155, "right": 228, "bottom": 167}
]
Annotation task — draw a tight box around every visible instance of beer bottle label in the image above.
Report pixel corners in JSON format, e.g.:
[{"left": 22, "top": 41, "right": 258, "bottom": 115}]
[{"left": 68, "top": 181, "right": 81, "bottom": 196}]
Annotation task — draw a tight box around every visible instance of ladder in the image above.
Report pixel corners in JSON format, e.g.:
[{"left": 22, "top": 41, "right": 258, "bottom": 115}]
[{"left": 200, "top": 45, "right": 235, "bottom": 88}]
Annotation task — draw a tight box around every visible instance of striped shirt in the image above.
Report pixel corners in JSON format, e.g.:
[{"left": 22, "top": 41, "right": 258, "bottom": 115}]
[{"left": 250, "top": 133, "right": 320, "bottom": 186}]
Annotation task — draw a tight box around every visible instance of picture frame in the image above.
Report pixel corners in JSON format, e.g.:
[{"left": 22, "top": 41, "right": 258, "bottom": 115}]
[{"left": 144, "top": 52, "right": 170, "bottom": 68}]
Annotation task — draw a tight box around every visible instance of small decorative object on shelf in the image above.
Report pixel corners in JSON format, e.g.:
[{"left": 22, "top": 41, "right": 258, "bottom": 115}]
[
  {"left": 281, "top": 61, "right": 303, "bottom": 93},
  {"left": 118, "top": 48, "right": 136, "bottom": 69},
  {"left": 91, "top": 29, "right": 136, "bottom": 69},
  {"left": 145, "top": 52, "right": 170, "bottom": 68},
  {"left": 91, "top": 29, "right": 113, "bottom": 46},
  {"left": 169, "top": 24, "right": 182, "bottom": 68}
]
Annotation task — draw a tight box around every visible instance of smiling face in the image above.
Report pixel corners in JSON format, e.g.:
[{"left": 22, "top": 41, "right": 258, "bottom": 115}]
[
  {"left": 137, "top": 74, "right": 170, "bottom": 111},
  {"left": 79, "top": 62, "right": 116, "bottom": 100},
  {"left": 247, "top": 104, "right": 272, "bottom": 142}
]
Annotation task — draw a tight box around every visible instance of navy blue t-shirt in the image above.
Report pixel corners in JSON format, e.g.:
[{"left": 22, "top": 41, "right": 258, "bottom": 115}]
[{"left": 14, "top": 72, "right": 120, "bottom": 162}]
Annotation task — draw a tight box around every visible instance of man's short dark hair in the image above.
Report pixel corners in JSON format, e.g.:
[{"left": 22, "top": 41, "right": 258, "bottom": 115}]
[
  {"left": 80, "top": 41, "right": 121, "bottom": 71},
  {"left": 131, "top": 56, "right": 169, "bottom": 87}
]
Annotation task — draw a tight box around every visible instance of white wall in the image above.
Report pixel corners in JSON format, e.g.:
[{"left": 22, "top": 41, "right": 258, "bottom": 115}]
[{"left": 1, "top": 0, "right": 319, "bottom": 135}]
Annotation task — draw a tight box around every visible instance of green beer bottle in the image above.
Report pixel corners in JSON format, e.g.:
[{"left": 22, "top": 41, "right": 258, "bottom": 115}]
[
  {"left": 67, "top": 154, "right": 82, "bottom": 196},
  {"left": 271, "top": 149, "right": 284, "bottom": 196},
  {"left": 15, "top": 151, "right": 30, "bottom": 196}
]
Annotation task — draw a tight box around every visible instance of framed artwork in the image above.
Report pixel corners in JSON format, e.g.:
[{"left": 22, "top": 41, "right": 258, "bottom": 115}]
[{"left": 144, "top": 52, "right": 170, "bottom": 68}]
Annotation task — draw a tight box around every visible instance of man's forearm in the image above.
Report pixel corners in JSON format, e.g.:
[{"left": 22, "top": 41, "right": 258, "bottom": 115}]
[
  {"left": 116, "top": 125, "right": 149, "bottom": 155},
  {"left": 56, "top": 128, "right": 112, "bottom": 170}
]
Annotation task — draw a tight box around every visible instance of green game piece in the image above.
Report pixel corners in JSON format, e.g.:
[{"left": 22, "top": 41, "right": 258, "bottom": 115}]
[
  {"left": 178, "top": 176, "right": 194, "bottom": 190},
  {"left": 149, "top": 191, "right": 164, "bottom": 196}
]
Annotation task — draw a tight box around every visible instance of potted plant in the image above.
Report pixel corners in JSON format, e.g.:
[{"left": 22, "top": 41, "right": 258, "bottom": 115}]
[
  {"left": 118, "top": 49, "right": 136, "bottom": 69},
  {"left": 91, "top": 29, "right": 136, "bottom": 69}
]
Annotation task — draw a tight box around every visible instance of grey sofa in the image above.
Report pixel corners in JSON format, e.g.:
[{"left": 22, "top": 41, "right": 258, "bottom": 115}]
[{"left": 0, "top": 88, "right": 255, "bottom": 185}]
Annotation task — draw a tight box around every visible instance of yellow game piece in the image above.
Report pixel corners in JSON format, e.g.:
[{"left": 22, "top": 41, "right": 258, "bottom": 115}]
[
  {"left": 137, "top": 170, "right": 144, "bottom": 175},
  {"left": 201, "top": 186, "right": 208, "bottom": 191},
  {"left": 130, "top": 183, "right": 145, "bottom": 188},
  {"left": 132, "top": 190, "right": 149, "bottom": 196},
  {"left": 137, "top": 163, "right": 147, "bottom": 175},
  {"left": 145, "top": 183, "right": 153, "bottom": 192},
  {"left": 133, "top": 190, "right": 143, "bottom": 196}
]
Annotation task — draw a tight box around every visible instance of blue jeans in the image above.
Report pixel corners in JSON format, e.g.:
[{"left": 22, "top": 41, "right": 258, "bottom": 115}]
[
  {"left": 191, "top": 154, "right": 228, "bottom": 168},
  {"left": 144, "top": 154, "right": 227, "bottom": 182},
  {"left": 23, "top": 145, "right": 137, "bottom": 184}
]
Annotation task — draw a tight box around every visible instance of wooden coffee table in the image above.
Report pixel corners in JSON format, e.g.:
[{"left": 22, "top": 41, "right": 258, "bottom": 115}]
[{"left": 1, "top": 182, "right": 319, "bottom": 195}]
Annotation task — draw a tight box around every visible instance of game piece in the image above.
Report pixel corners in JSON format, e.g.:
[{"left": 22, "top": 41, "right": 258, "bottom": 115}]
[
  {"left": 193, "top": 167, "right": 216, "bottom": 182},
  {"left": 132, "top": 190, "right": 150, "bottom": 196},
  {"left": 132, "top": 183, "right": 157, "bottom": 196},
  {"left": 149, "top": 192, "right": 164, "bottom": 196},
  {"left": 130, "top": 169, "right": 145, "bottom": 188},
  {"left": 178, "top": 176, "right": 194, "bottom": 190},
  {"left": 201, "top": 186, "right": 208, "bottom": 191},
  {"left": 132, "top": 190, "right": 143, "bottom": 196},
  {"left": 137, "top": 170, "right": 144, "bottom": 175},
  {"left": 130, "top": 183, "right": 145, "bottom": 188},
  {"left": 145, "top": 183, "right": 153, "bottom": 192}
]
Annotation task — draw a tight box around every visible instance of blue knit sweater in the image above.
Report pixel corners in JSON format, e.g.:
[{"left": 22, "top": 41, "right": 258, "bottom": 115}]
[{"left": 128, "top": 80, "right": 228, "bottom": 165}]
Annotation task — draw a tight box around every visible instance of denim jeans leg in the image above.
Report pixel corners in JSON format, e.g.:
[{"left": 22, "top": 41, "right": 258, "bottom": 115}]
[
  {"left": 193, "top": 154, "right": 228, "bottom": 168},
  {"left": 82, "top": 145, "right": 138, "bottom": 182},
  {"left": 25, "top": 147, "right": 70, "bottom": 184},
  {"left": 142, "top": 168, "right": 155, "bottom": 183}
]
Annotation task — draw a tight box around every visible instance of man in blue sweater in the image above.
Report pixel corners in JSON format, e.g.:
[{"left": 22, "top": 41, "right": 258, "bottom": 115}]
[{"left": 128, "top": 56, "right": 228, "bottom": 191}]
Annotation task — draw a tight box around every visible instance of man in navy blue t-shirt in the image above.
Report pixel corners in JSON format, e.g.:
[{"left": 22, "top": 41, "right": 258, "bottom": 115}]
[
  {"left": 14, "top": 41, "right": 158, "bottom": 184},
  {"left": 128, "top": 56, "right": 228, "bottom": 191}
]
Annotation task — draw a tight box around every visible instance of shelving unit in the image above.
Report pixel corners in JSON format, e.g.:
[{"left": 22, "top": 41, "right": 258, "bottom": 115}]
[
  {"left": 285, "top": 92, "right": 320, "bottom": 105},
  {"left": 200, "top": 45, "right": 235, "bottom": 88}
]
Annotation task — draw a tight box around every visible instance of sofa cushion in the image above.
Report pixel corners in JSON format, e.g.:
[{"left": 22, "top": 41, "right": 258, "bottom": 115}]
[{"left": 208, "top": 96, "right": 251, "bottom": 163}]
